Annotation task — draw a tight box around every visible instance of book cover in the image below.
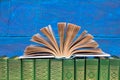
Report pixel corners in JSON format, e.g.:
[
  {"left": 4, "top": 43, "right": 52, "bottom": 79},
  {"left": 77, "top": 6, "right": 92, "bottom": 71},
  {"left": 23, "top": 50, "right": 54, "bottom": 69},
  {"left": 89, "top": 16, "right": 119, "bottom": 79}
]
[
  {"left": 63, "top": 59, "right": 74, "bottom": 80},
  {"left": 50, "top": 59, "right": 62, "bottom": 80},
  {"left": 22, "top": 59, "right": 34, "bottom": 80},
  {"left": 75, "top": 59, "right": 85, "bottom": 80},
  {"left": 109, "top": 59, "right": 119, "bottom": 80},
  {"left": 8, "top": 56, "right": 21, "bottom": 80},
  {"left": 86, "top": 59, "right": 98, "bottom": 80},
  {"left": 0, "top": 56, "right": 8, "bottom": 80},
  {"left": 99, "top": 59, "right": 109, "bottom": 80},
  {"left": 35, "top": 59, "right": 49, "bottom": 80}
]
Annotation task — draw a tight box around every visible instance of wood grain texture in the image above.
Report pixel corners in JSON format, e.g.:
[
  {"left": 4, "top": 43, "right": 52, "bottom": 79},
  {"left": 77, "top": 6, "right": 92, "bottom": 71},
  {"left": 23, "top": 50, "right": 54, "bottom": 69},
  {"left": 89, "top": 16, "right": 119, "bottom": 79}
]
[
  {"left": 0, "top": 0, "right": 119, "bottom": 36},
  {"left": 0, "top": 0, "right": 11, "bottom": 36},
  {"left": 0, "top": 37, "right": 31, "bottom": 57}
]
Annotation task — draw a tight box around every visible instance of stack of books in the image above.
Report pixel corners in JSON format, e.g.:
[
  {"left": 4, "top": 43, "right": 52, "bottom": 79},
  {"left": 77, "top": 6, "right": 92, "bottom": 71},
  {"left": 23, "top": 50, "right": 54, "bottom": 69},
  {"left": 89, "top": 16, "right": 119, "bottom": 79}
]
[{"left": 0, "top": 56, "right": 120, "bottom": 80}]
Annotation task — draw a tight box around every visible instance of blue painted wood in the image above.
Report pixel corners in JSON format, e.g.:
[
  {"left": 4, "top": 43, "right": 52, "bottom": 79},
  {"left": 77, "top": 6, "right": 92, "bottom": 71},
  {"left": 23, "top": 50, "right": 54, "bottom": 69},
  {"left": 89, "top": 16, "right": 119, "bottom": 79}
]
[
  {"left": 95, "top": 38, "right": 120, "bottom": 57},
  {"left": 0, "top": 37, "right": 30, "bottom": 57},
  {"left": 1, "top": 0, "right": 119, "bottom": 36},
  {"left": 0, "top": 0, "right": 11, "bottom": 36},
  {"left": 0, "top": 21, "right": 8, "bottom": 36},
  {"left": 0, "top": 0, "right": 120, "bottom": 56},
  {"left": 0, "top": 37, "right": 120, "bottom": 57}
]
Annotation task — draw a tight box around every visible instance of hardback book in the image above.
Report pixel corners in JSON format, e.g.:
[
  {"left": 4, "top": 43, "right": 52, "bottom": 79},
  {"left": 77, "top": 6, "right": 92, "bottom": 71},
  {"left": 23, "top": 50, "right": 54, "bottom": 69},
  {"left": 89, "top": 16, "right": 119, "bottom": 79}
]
[
  {"left": 63, "top": 59, "right": 74, "bottom": 80},
  {"left": 86, "top": 59, "right": 98, "bottom": 80},
  {"left": 0, "top": 56, "right": 8, "bottom": 80},
  {"left": 99, "top": 59, "right": 109, "bottom": 80},
  {"left": 22, "top": 59, "right": 34, "bottom": 80},
  {"left": 20, "top": 22, "right": 110, "bottom": 59},
  {"left": 109, "top": 59, "right": 119, "bottom": 80},
  {"left": 35, "top": 59, "right": 49, "bottom": 80},
  {"left": 8, "top": 56, "right": 21, "bottom": 80},
  {"left": 119, "top": 59, "right": 120, "bottom": 80},
  {"left": 50, "top": 59, "right": 62, "bottom": 80},
  {"left": 75, "top": 59, "right": 85, "bottom": 80}
]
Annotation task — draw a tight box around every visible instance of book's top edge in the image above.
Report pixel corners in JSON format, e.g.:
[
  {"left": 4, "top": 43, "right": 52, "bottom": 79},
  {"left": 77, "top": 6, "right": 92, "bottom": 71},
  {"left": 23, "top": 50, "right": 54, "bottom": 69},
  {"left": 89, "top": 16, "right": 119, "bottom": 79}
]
[
  {"left": 19, "top": 53, "right": 110, "bottom": 59},
  {"left": 0, "top": 56, "right": 8, "bottom": 59},
  {"left": 19, "top": 56, "right": 55, "bottom": 59},
  {"left": 9, "top": 56, "right": 19, "bottom": 59},
  {"left": 73, "top": 53, "right": 110, "bottom": 57}
]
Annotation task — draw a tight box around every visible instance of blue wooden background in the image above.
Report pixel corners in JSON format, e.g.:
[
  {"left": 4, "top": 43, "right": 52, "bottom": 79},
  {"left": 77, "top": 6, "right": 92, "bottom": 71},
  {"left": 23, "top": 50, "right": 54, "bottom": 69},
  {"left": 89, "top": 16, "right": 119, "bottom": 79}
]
[{"left": 0, "top": 0, "right": 120, "bottom": 57}]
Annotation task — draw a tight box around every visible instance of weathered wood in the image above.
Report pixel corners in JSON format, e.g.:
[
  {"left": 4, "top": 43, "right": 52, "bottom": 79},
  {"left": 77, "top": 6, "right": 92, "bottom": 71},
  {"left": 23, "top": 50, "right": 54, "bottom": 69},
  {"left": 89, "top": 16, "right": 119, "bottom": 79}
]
[
  {"left": 0, "top": 0, "right": 11, "bottom": 36},
  {"left": 0, "top": 0, "right": 120, "bottom": 36}
]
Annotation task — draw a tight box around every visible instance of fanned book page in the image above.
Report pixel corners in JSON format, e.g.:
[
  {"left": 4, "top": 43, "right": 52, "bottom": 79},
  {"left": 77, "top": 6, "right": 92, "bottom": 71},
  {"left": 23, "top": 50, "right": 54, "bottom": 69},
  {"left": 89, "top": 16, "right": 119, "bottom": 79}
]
[{"left": 20, "top": 22, "right": 110, "bottom": 59}]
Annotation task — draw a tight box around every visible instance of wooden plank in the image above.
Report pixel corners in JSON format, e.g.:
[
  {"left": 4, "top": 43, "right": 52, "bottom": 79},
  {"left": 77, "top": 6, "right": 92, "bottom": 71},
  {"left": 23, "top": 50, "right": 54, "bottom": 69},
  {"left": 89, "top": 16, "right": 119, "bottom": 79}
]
[
  {"left": 95, "top": 38, "right": 120, "bottom": 56},
  {"left": 0, "top": 0, "right": 118, "bottom": 36},
  {"left": 0, "top": 21, "right": 8, "bottom": 36},
  {"left": 86, "top": 59, "right": 98, "bottom": 80},
  {"left": 0, "top": 0, "right": 11, "bottom": 36},
  {"left": 0, "top": 0, "right": 11, "bottom": 21},
  {"left": 8, "top": 7, "right": 40, "bottom": 36},
  {"left": 22, "top": 59, "right": 34, "bottom": 80},
  {"left": 0, "top": 37, "right": 31, "bottom": 57}
]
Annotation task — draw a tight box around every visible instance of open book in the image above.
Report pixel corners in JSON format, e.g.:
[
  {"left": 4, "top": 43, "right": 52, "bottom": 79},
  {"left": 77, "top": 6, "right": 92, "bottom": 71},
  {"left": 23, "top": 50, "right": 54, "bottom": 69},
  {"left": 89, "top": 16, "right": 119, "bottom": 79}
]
[{"left": 20, "top": 22, "right": 110, "bottom": 59}]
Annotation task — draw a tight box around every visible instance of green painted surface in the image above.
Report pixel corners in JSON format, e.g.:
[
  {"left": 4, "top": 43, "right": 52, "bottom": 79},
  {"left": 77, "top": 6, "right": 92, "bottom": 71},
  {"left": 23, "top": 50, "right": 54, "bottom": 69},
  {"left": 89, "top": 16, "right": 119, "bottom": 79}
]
[
  {"left": 50, "top": 59, "right": 62, "bottom": 80},
  {"left": 99, "top": 59, "right": 109, "bottom": 80},
  {"left": 76, "top": 59, "right": 85, "bottom": 80},
  {"left": 86, "top": 59, "right": 98, "bottom": 80},
  {"left": 22, "top": 59, "right": 34, "bottom": 80},
  {"left": 0, "top": 58, "right": 120, "bottom": 80},
  {"left": 35, "top": 59, "right": 49, "bottom": 80},
  {"left": 8, "top": 58, "right": 21, "bottom": 80},
  {"left": 63, "top": 59, "right": 74, "bottom": 80},
  {"left": 0, "top": 57, "right": 8, "bottom": 80},
  {"left": 109, "top": 59, "right": 119, "bottom": 80}
]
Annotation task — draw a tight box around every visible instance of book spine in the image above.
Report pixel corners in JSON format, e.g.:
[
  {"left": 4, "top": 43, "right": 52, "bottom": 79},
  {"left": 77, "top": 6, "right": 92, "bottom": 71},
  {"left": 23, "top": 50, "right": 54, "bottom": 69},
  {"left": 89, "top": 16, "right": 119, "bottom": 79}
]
[
  {"left": 22, "top": 59, "right": 34, "bottom": 80},
  {"left": 75, "top": 59, "right": 85, "bottom": 80},
  {"left": 99, "top": 59, "right": 109, "bottom": 80},
  {"left": 109, "top": 59, "right": 119, "bottom": 80},
  {"left": 35, "top": 59, "right": 49, "bottom": 80},
  {"left": 63, "top": 59, "right": 74, "bottom": 80},
  {"left": 0, "top": 58, "right": 8, "bottom": 80},
  {"left": 50, "top": 59, "right": 62, "bottom": 80},
  {"left": 8, "top": 59, "right": 21, "bottom": 80},
  {"left": 119, "top": 59, "right": 120, "bottom": 80},
  {"left": 86, "top": 59, "right": 98, "bottom": 80}
]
